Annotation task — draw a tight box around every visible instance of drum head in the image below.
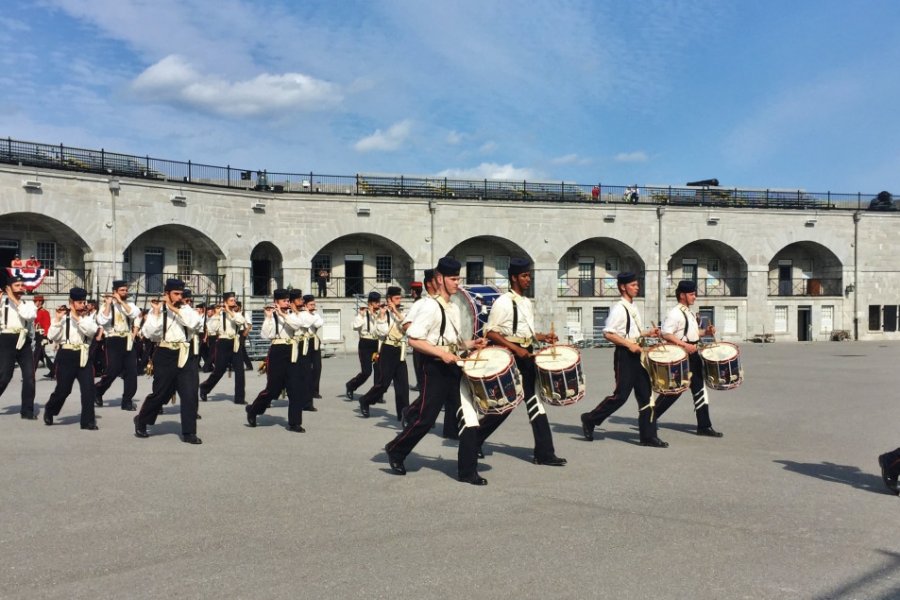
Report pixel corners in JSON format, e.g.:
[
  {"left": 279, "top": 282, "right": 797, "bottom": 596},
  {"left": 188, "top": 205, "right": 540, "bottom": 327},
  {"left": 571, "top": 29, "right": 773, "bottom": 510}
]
[
  {"left": 647, "top": 344, "right": 687, "bottom": 362},
  {"left": 534, "top": 345, "right": 580, "bottom": 370},
  {"left": 450, "top": 285, "right": 502, "bottom": 342},
  {"left": 700, "top": 342, "right": 739, "bottom": 362},
  {"left": 463, "top": 346, "right": 512, "bottom": 378}
]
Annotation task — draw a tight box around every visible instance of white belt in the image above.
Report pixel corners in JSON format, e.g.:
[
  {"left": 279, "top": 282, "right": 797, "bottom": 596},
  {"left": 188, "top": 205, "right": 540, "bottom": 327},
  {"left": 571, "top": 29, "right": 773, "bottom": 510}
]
[
  {"left": 2, "top": 328, "right": 28, "bottom": 351},
  {"left": 504, "top": 335, "right": 533, "bottom": 346},
  {"left": 61, "top": 343, "right": 90, "bottom": 367},
  {"left": 272, "top": 338, "right": 299, "bottom": 363},
  {"left": 159, "top": 341, "right": 190, "bottom": 368}
]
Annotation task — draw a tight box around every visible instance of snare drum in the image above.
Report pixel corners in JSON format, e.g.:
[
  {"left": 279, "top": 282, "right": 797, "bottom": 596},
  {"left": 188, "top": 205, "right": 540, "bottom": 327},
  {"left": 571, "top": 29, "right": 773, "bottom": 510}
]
[
  {"left": 534, "top": 345, "right": 585, "bottom": 406},
  {"left": 645, "top": 344, "right": 691, "bottom": 395},
  {"left": 462, "top": 346, "right": 524, "bottom": 415},
  {"left": 450, "top": 285, "right": 502, "bottom": 341},
  {"left": 699, "top": 342, "right": 743, "bottom": 390}
]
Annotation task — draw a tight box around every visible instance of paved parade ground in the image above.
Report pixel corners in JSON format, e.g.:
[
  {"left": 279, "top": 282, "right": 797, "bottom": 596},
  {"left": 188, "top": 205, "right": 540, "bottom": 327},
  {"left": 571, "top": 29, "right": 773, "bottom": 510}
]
[{"left": 2, "top": 341, "right": 900, "bottom": 599}]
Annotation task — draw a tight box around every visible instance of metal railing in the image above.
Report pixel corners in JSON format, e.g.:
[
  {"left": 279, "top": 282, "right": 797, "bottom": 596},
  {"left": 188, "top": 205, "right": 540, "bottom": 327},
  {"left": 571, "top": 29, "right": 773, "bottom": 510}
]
[
  {"left": 459, "top": 277, "right": 534, "bottom": 298},
  {"left": 32, "top": 268, "right": 91, "bottom": 294},
  {"left": 768, "top": 277, "right": 843, "bottom": 296},
  {"left": 307, "top": 277, "right": 409, "bottom": 298},
  {"left": 122, "top": 271, "right": 225, "bottom": 296},
  {"left": 0, "top": 136, "right": 886, "bottom": 211},
  {"left": 665, "top": 277, "right": 748, "bottom": 297},
  {"left": 557, "top": 277, "right": 645, "bottom": 298}
]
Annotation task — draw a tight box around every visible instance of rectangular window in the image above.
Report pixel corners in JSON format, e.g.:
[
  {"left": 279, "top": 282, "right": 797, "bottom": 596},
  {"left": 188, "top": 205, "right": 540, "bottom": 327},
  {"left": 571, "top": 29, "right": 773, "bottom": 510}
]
[
  {"left": 604, "top": 257, "right": 619, "bottom": 273},
  {"left": 884, "top": 306, "right": 898, "bottom": 332},
  {"left": 869, "top": 305, "right": 882, "bottom": 331},
  {"left": 724, "top": 306, "right": 738, "bottom": 334},
  {"left": 177, "top": 249, "right": 192, "bottom": 278},
  {"left": 592, "top": 306, "right": 609, "bottom": 340},
  {"left": 566, "top": 307, "right": 582, "bottom": 328},
  {"left": 312, "top": 254, "right": 332, "bottom": 273},
  {"left": 36, "top": 241, "right": 56, "bottom": 276},
  {"left": 494, "top": 256, "right": 509, "bottom": 290},
  {"left": 774, "top": 305, "right": 788, "bottom": 333},
  {"left": 465, "top": 256, "right": 484, "bottom": 285},
  {"left": 122, "top": 247, "right": 131, "bottom": 273},
  {"left": 820, "top": 305, "right": 834, "bottom": 333},
  {"left": 375, "top": 255, "right": 392, "bottom": 284},
  {"left": 322, "top": 308, "right": 341, "bottom": 341},
  {"left": 682, "top": 258, "right": 697, "bottom": 283}
]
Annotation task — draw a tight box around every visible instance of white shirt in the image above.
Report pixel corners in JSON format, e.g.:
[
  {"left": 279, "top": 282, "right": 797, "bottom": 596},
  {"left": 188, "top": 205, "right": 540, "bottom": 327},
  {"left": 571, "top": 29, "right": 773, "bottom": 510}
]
[
  {"left": 141, "top": 306, "right": 202, "bottom": 343},
  {"left": 296, "top": 310, "right": 325, "bottom": 338},
  {"left": 95, "top": 301, "right": 141, "bottom": 334},
  {"left": 48, "top": 313, "right": 99, "bottom": 344},
  {"left": 603, "top": 298, "right": 643, "bottom": 340},
  {"left": 661, "top": 303, "right": 700, "bottom": 342},
  {"left": 260, "top": 310, "right": 303, "bottom": 341},
  {"left": 1, "top": 297, "right": 36, "bottom": 333},
  {"left": 376, "top": 308, "right": 406, "bottom": 342},
  {"left": 352, "top": 309, "right": 379, "bottom": 338},
  {"left": 406, "top": 296, "right": 462, "bottom": 346},
  {"left": 402, "top": 294, "right": 431, "bottom": 327},
  {"left": 485, "top": 291, "right": 535, "bottom": 338},
  {"left": 205, "top": 308, "right": 246, "bottom": 337}
]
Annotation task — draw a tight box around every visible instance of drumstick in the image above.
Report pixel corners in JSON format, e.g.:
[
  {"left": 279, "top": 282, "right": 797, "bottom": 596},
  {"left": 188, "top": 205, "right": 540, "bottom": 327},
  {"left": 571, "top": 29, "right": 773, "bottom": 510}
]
[{"left": 550, "top": 321, "right": 557, "bottom": 359}]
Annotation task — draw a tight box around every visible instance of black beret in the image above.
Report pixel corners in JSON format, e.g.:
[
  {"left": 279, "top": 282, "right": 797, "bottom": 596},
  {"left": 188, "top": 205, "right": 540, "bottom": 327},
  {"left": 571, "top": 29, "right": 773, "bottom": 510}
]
[
  {"left": 386, "top": 286, "right": 402, "bottom": 297},
  {"left": 367, "top": 291, "right": 381, "bottom": 303},
  {"left": 69, "top": 287, "right": 88, "bottom": 300},
  {"left": 165, "top": 278, "right": 185, "bottom": 292},
  {"left": 5, "top": 273, "right": 24, "bottom": 285},
  {"left": 112, "top": 280, "right": 128, "bottom": 290},
  {"left": 222, "top": 291, "right": 236, "bottom": 300},
  {"left": 423, "top": 269, "right": 435, "bottom": 284},
  {"left": 436, "top": 256, "right": 461, "bottom": 276},
  {"left": 302, "top": 294, "right": 315, "bottom": 303},
  {"left": 273, "top": 288, "right": 289, "bottom": 300},
  {"left": 289, "top": 289, "right": 303, "bottom": 301},
  {"left": 508, "top": 257, "right": 531, "bottom": 276},
  {"left": 616, "top": 272, "right": 638, "bottom": 285},
  {"left": 182, "top": 288, "right": 193, "bottom": 299},
  {"left": 195, "top": 302, "right": 207, "bottom": 309},
  {"left": 675, "top": 280, "right": 697, "bottom": 295}
]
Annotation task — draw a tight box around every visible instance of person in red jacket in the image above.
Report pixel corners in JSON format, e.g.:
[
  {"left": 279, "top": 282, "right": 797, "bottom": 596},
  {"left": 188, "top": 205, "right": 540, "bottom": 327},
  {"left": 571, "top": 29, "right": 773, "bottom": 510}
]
[{"left": 32, "top": 294, "right": 54, "bottom": 375}]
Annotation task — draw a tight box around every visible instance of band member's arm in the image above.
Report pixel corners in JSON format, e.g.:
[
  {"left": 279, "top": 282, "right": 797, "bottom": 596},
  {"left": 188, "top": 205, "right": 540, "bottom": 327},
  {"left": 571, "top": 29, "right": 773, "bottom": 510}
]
[
  {"left": 76, "top": 315, "right": 99, "bottom": 339},
  {"left": 141, "top": 311, "right": 164, "bottom": 341},
  {"left": 407, "top": 337, "right": 457, "bottom": 364},
  {"left": 661, "top": 332, "right": 697, "bottom": 354},
  {"left": 351, "top": 311, "right": 367, "bottom": 331},
  {"left": 47, "top": 309, "right": 66, "bottom": 341}
]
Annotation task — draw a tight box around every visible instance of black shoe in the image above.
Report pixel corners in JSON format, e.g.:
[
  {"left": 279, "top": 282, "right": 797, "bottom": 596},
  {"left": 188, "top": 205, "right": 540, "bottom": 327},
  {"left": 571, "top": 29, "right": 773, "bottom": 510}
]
[
  {"left": 400, "top": 408, "right": 411, "bottom": 428},
  {"left": 200, "top": 390, "right": 208, "bottom": 402},
  {"left": 640, "top": 437, "right": 669, "bottom": 448},
  {"left": 533, "top": 455, "right": 567, "bottom": 466},
  {"left": 459, "top": 474, "right": 488, "bottom": 486},
  {"left": 879, "top": 454, "right": 900, "bottom": 495},
  {"left": 580, "top": 413, "right": 594, "bottom": 442},
  {"left": 43, "top": 414, "right": 53, "bottom": 426},
  {"left": 359, "top": 399, "right": 370, "bottom": 418},
  {"left": 81, "top": 423, "right": 99, "bottom": 431},
  {"left": 303, "top": 405, "right": 317, "bottom": 412},
  {"left": 286, "top": 424, "right": 306, "bottom": 433},
  {"left": 245, "top": 365, "right": 253, "bottom": 371},
  {"left": 313, "top": 393, "right": 322, "bottom": 399},
  {"left": 133, "top": 416, "right": 149, "bottom": 438},
  {"left": 345, "top": 383, "right": 354, "bottom": 401},
  {"left": 376, "top": 398, "right": 386, "bottom": 404},
  {"left": 94, "top": 396, "right": 103, "bottom": 407},
  {"left": 196, "top": 413, "right": 202, "bottom": 419},
  {"left": 410, "top": 385, "right": 419, "bottom": 392},
  {"left": 477, "top": 446, "right": 485, "bottom": 459},
  {"left": 121, "top": 401, "right": 136, "bottom": 411},
  {"left": 21, "top": 411, "right": 37, "bottom": 420},
  {"left": 182, "top": 433, "right": 203, "bottom": 444},
  {"left": 386, "top": 446, "right": 406, "bottom": 475},
  {"left": 696, "top": 426, "right": 723, "bottom": 438},
  {"left": 234, "top": 399, "right": 247, "bottom": 405},
  {"left": 245, "top": 406, "right": 257, "bottom": 427}
]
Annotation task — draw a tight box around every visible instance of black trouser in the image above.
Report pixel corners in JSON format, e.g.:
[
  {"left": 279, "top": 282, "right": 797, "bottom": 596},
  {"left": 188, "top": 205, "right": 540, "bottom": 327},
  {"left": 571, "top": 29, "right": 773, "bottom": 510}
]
[
  {"left": 91, "top": 339, "right": 105, "bottom": 377},
  {"left": 412, "top": 349, "right": 424, "bottom": 390},
  {"left": 346, "top": 338, "right": 378, "bottom": 392},
  {"left": 360, "top": 343, "right": 409, "bottom": 420},
  {"left": 882, "top": 448, "right": 900, "bottom": 479},
  {"left": 137, "top": 347, "right": 198, "bottom": 435},
  {"left": 249, "top": 344, "right": 303, "bottom": 427},
  {"left": 653, "top": 351, "right": 713, "bottom": 429},
  {"left": 477, "top": 350, "right": 556, "bottom": 461},
  {"left": 310, "top": 346, "right": 322, "bottom": 396},
  {"left": 583, "top": 346, "right": 658, "bottom": 440},
  {"left": 200, "top": 338, "right": 245, "bottom": 402},
  {"left": 94, "top": 336, "right": 138, "bottom": 405},
  {"left": 33, "top": 332, "right": 53, "bottom": 370},
  {"left": 45, "top": 348, "right": 95, "bottom": 426},
  {"left": 385, "top": 358, "right": 479, "bottom": 478},
  {"left": 0, "top": 333, "right": 35, "bottom": 415},
  {"left": 240, "top": 337, "right": 252, "bottom": 369},
  {"left": 298, "top": 350, "right": 315, "bottom": 409},
  {"left": 199, "top": 338, "right": 212, "bottom": 372},
  {"left": 137, "top": 339, "right": 155, "bottom": 374}
]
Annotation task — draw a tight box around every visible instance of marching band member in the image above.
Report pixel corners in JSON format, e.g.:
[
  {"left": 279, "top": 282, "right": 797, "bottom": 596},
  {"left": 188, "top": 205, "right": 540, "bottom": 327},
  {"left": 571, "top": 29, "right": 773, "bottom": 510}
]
[
  {"left": 653, "top": 280, "right": 723, "bottom": 438},
  {"left": 580, "top": 272, "right": 665, "bottom": 447},
  {"left": 94, "top": 280, "right": 141, "bottom": 411},
  {"left": 479, "top": 258, "right": 566, "bottom": 466},
  {"left": 0, "top": 273, "right": 37, "bottom": 419},
  {"left": 43, "top": 287, "right": 99, "bottom": 429},
  {"left": 405, "top": 269, "right": 436, "bottom": 397},
  {"left": 180, "top": 289, "right": 204, "bottom": 419},
  {"left": 358, "top": 286, "right": 409, "bottom": 421},
  {"left": 297, "top": 294, "right": 325, "bottom": 412},
  {"left": 199, "top": 291, "right": 247, "bottom": 404},
  {"left": 384, "top": 257, "right": 488, "bottom": 485},
  {"left": 247, "top": 289, "right": 306, "bottom": 432},
  {"left": 345, "top": 291, "right": 382, "bottom": 401},
  {"left": 134, "top": 279, "right": 203, "bottom": 444}
]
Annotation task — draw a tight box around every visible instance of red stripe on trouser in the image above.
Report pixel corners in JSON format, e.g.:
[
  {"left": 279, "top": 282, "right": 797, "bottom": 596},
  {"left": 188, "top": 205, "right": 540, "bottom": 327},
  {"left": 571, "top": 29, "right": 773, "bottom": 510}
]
[{"left": 386, "top": 368, "right": 429, "bottom": 452}]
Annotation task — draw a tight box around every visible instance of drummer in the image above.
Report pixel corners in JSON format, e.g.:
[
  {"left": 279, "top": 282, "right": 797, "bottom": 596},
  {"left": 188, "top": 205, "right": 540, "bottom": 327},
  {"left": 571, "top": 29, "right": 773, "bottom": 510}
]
[
  {"left": 478, "top": 258, "right": 566, "bottom": 466},
  {"left": 653, "top": 280, "right": 723, "bottom": 438},
  {"left": 580, "top": 272, "right": 665, "bottom": 447}
]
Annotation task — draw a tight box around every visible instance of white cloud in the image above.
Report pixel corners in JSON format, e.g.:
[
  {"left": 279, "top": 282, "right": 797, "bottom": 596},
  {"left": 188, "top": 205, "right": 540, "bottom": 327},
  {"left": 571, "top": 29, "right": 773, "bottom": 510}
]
[
  {"left": 479, "top": 141, "right": 497, "bottom": 154},
  {"left": 446, "top": 130, "right": 463, "bottom": 145},
  {"left": 130, "top": 55, "right": 341, "bottom": 117},
  {"left": 614, "top": 151, "right": 649, "bottom": 163},
  {"left": 551, "top": 153, "right": 591, "bottom": 166},
  {"left": 436, "top": 162, "right": 540, "bottom": 181},
  {"left": 354, "top": 119, "right": 413, "bottom": 152}
]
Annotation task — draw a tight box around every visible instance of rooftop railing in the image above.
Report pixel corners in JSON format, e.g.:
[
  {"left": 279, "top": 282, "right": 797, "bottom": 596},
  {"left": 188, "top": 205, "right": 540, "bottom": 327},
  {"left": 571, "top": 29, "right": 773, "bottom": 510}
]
[{"left": 1, "top": 136, "right": 885, "bottom": 211}]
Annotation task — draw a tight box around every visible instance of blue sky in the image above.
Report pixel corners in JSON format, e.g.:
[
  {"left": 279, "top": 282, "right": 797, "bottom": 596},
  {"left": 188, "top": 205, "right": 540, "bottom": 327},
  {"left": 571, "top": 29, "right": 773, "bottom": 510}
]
[{"left": 1, "top": 0, "right": 898, "bottom": 193}]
